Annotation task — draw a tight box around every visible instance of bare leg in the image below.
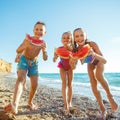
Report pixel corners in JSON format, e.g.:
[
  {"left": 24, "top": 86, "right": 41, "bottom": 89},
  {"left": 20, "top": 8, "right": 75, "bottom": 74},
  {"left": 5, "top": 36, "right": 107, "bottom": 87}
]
[
  {"left": 28, "top": 75, "right": 38, "bottom": 110},
  {"left": 17, "top": 70, "right": 27, "bottom": 91},
  {"left": 60, "top": 68, "right": 69, "bottom": 111},
  {"left": 96, "top": 63, "right": 118, "bottom": 112},
  {"left": 4, "top": 69, "right": 27, "bottom": 114},
  {"left": 13, "top": 69, "right": 27, "bottom": 112},
  {"left": 67, "top": 69, "right": 73, "bottom": 108},
  {"left": 96, "top": 63, "right": 111, "bottom": 96},
  {"left": 23, "top": 78, "right": 27, "bottom": 91},
  {"left": 87, "top": 64, "right": 105, "bottom": 112}
]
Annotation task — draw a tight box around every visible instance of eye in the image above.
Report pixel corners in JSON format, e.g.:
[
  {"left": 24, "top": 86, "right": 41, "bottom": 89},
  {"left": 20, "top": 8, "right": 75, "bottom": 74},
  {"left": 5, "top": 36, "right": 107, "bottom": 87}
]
[
  {"left": 35, "top": 28, "right": 39, "bottom": 31},
  {"left": 63, "top": 36, "right": 66, "bottom": 39},
  {"left": 80, "top": 34, "right": 84, "bottom": 37},
  {"left": 75, "top": 35, "right": 78, "bottom": 38},
  {"left": 40, "top": 28, "right": 43, "bottom": 32}
]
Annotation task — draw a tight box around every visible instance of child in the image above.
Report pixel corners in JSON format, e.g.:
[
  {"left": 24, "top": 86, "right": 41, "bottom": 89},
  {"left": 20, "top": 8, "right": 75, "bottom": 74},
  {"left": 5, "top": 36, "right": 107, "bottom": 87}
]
[
  {"left": 53, "top": 31, "right": 74, "bottom": 115},
  {"left": 73, "top": 28, "right": 118, "bottom": 119},
  {"left": 4, "top": 21, "right": 48, "bottom": 114}
]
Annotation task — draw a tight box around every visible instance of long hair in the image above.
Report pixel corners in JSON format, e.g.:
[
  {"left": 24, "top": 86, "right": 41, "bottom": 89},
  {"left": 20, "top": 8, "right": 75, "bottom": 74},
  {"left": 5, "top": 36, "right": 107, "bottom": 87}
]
[{"left": 73, "top": 28, "right": 88, "bottom": 52}]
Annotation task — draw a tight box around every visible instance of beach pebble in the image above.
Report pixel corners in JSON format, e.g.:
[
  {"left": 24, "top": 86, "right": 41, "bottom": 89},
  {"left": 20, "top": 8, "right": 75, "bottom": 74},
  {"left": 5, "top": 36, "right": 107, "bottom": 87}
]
[{"left": 0, "top": 73, "right": 120, "bottom": 120}]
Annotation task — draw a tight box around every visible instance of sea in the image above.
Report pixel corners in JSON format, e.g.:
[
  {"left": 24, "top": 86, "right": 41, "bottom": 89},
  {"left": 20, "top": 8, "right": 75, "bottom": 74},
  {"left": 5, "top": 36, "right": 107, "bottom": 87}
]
[
  {"left": 8, "top": 72, "right": 120, "bottom": 104},
  {"left": 38, "top": 72, "right": 120, "bottom": 104}
]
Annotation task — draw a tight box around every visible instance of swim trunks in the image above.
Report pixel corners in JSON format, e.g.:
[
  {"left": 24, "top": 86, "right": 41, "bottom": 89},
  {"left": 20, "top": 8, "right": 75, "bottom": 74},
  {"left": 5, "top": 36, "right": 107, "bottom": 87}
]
[{"left": 17, "top": 55, "right": 38, "bottom": 77}]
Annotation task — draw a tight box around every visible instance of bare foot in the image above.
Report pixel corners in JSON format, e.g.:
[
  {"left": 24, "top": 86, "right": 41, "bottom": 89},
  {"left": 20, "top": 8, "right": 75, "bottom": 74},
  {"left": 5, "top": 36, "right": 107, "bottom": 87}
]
[
  {"left": 97, "top": 111, "right": 107, "bottom": 120},
  {"left": 61, "top": 107, "right": 70, "bottom": 116},
  {"left": 28, "top": 103, "right": 38, "bottom": 110},
  {"left": 4, "top": 103, "right": 18, "bottom": 114},
  {"left": 108, "top": 95, "right": 118, "bottom": 112},
  {"left": 68, "top": 103, "right": 72, "bottom": 108}
]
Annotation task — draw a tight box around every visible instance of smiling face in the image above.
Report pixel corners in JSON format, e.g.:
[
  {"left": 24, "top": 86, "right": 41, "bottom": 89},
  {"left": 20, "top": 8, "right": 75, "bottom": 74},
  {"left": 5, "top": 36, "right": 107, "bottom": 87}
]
[
  {"left": 33, "top": 23, "right": 46, "bottom": 39},
  {"left": 61, "top": 32, "right": 72, "bottom": 47},
  {"left": 73, "top": 28, "right": 87, "bottom": 46}
]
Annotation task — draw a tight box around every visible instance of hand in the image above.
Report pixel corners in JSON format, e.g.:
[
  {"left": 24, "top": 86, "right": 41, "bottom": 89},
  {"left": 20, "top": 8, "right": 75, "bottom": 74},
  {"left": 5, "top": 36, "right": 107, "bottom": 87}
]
[
  {"left": 89, "top": 48, "right": 96, "bottom": 56},
  {"left": 53, "top": 53, "right": 58, "bottom": 62},
  {"left": 53, "top": 57, "right": 56, "bottom": 62},
  {"left": 43, "top": 51, "right": 48, "bottom": 61},
  {"left": 15, "top": 53, "right": 21, "bottom": 63},
  {"left": 69, "top": 57, "right": 78, "bottom": 70}
]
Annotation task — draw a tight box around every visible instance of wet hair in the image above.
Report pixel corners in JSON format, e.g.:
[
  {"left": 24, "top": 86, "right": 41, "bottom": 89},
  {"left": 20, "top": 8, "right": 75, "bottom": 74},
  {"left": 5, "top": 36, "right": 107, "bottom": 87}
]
[{"left": 34, "top": 21, "right": 46, "bottom": 28}]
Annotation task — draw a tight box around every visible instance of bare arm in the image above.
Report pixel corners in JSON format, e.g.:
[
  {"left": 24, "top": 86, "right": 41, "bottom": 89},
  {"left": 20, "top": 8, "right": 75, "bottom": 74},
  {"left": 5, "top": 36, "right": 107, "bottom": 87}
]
[
  {"left": 16, "top": 39, "right": 27, "bottom": 53},
  {"left": 42, "top": 51, "right": 48, "bottom": 61},
  {"left": 90, "top": 41, "right": 107, "bottom": 64},
  {"left": 41, "top": 42, "right": 48, "bottom": 61},
  {"left": 53, "top": 48, "right": 58, "bottom": 62}
]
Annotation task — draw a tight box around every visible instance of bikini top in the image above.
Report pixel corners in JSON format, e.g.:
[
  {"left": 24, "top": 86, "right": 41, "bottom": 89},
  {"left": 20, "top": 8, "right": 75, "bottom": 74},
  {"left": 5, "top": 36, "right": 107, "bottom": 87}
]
[{"left": 85, "top": 40, "right": 99, "bottom": 65}]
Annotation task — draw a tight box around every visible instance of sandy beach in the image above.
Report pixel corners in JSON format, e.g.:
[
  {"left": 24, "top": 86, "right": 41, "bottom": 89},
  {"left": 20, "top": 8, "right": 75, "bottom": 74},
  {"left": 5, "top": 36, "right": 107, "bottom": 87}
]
[{"left": 0, "top": 73, "right": 120, "bottom": 120}]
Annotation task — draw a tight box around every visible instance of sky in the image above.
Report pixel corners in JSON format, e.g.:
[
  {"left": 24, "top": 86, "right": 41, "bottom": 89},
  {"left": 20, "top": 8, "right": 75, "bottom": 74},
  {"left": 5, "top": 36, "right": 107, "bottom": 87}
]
[{"left": 0, "top": 0, "right": 120, "bottom": 73}]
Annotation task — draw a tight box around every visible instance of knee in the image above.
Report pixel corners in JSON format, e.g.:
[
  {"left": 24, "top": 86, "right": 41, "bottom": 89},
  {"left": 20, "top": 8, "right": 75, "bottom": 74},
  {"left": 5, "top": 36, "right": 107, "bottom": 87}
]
[
  {"left": 96, "top": 74, "right": 103, "bottom": 81},
  {"left": 95, "top": 69, "right": 104, "bottom": 81},
  {"left": 17, "top": 76, "right": 25, "bottom": 83},
  {"left": 90, "top": 79, "right": 98, "bottom": 90},
  {"left": 62, "top": 81, "right": 67, "bottom": 88},
  {"left": 90, "top": 78, "right": 97, "bottom": 86},
  {"left": 68, "top": 82, "right": 72, "bottom": 89}
]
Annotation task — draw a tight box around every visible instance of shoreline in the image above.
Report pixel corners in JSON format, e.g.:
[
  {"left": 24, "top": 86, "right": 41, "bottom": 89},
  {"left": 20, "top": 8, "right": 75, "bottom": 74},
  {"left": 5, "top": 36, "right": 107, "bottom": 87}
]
[{"left": 0, "top": 72, "right": 120, "bottom": 120}]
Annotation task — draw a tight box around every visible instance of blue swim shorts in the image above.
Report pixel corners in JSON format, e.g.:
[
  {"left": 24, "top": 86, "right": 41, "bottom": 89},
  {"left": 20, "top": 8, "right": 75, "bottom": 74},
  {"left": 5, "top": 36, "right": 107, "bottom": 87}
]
[{"left": 17, "top": 55, "right": 39, "bottom": 77}]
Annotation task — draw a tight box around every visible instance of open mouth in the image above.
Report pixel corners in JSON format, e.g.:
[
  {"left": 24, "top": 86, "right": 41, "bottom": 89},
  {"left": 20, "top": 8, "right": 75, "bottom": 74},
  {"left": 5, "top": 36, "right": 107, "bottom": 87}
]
[{"left": 77, "top": 40, "right": 85, "bottom": 45}]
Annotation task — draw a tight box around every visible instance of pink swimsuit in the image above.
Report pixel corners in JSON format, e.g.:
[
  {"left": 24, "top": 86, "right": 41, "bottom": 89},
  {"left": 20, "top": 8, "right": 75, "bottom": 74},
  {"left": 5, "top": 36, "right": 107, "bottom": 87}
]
[{"left": 57, "top": 58, "right": 71, "bottom": 71}]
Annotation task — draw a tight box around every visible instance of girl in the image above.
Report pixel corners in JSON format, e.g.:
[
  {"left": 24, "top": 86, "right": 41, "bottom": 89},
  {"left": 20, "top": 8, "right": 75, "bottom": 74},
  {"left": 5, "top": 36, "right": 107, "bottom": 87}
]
[
  {"left": 73, "top": 28, "right": 118, "bottom": 119},
  {"left": 53, "top": 31, "right": 74, "bottom": 115}
]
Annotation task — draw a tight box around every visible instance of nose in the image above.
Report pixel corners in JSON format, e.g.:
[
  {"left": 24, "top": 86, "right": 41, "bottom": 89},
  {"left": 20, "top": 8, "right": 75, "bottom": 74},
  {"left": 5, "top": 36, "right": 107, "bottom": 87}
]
[{"left": 75, "top": 39, "right": 79, "bottom": 42}]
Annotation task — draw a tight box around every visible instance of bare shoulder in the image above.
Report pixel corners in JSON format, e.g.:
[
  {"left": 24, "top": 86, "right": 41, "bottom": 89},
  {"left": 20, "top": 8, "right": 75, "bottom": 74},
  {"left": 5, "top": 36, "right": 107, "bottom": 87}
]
[
  {"left": 24, "top": 38, "right": 32, "bottom": 46},
  {"left": 90, "top": 41, "right": 99, "bottom": 48},
  {"left": 89, "top": 41, "right": 102, "bottom": 55},
  {"left": 90, "top": 41, "right": 98, "bottom": 47}
]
